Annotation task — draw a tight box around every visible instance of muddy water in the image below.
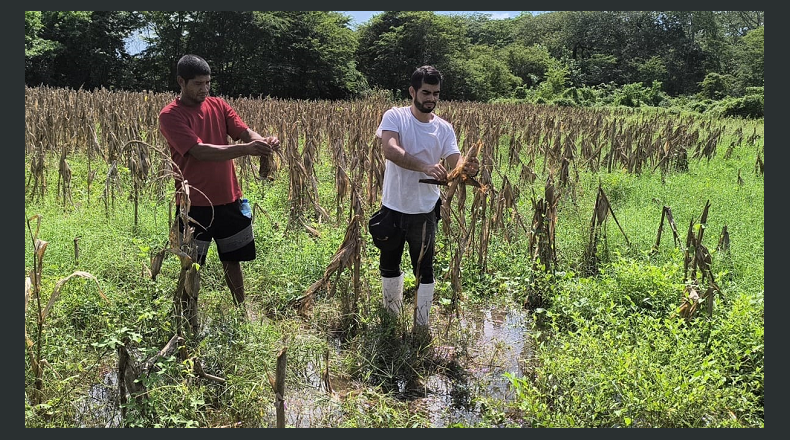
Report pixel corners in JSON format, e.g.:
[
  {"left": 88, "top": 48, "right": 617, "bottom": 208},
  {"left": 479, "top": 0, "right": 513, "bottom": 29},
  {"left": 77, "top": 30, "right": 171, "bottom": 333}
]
[
  {"left": 77, "top": 305, "right": 532, "bottom": 427},
  {"left": 286, "top": 305, "right": 533, "bottom": 427},
  {"left": 403, "top": 306, "right": 533, "bottom": 427},
  {"left": 75, "top": 371, "right": 122, "bottom": 428}
]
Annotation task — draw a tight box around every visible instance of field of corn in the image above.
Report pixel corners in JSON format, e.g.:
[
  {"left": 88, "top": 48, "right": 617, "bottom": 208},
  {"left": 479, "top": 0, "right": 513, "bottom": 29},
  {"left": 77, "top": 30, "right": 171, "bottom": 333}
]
[{"left": 24, "top": 86, "right": 764, "bottom": 427}]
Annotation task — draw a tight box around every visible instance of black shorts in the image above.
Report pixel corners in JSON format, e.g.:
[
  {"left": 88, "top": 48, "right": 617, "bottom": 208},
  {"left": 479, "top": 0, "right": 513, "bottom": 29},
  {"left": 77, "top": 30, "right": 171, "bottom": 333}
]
[{"left": 176, "top": 198, "right": 256, "bottom": 265}]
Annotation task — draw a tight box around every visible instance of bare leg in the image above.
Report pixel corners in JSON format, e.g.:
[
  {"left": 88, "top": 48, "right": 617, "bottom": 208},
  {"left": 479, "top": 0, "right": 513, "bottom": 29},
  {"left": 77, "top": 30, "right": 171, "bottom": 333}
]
[{"left": 222, "top": 261, "right": 245, "bottom": 305}]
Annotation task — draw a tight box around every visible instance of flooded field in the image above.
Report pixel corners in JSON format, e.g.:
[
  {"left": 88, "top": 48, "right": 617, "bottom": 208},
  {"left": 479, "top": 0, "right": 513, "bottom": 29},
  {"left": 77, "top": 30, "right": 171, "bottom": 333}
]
[
  {"left": 407, "top": 306, "right": 533, "bottom": 427},
  {"left": 283, "top": 305, "right": 534, "bottom": 427},
  {"left": 77, "top": 304, "right": 533, "bottom": 428}
]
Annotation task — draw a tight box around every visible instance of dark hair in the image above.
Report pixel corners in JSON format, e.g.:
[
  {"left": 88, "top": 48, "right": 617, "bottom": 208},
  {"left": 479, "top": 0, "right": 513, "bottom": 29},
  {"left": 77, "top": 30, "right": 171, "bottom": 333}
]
[
  {"left": 177, "top": 54, "right": 211, "bottom": 81},
  {"left": 410, "top": 65, "right": 443, "bottom": 91}
]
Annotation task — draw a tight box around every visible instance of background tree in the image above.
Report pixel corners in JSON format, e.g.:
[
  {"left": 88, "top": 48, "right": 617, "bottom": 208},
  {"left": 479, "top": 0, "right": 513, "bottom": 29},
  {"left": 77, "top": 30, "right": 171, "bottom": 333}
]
[
  {"left": 356, "top": 11, "right": 467, "bottom": 100},
  {"left": 134, "top": 11, "right": 193, "bottom": 93},
  {"left": 716, "top": 11, "right": 764, "bottom": 36},
  {"left": 24, "top": 10, "right": 764, "bottom": 106},
  {"left": 651, "top": 11, "right": 712, "bottom": 95},
  {"left": 257, "top": 11, "right": 365, "bottom": 99},
  {"left": 35, "top": 11, "right": 143, "bottom": 90},
  {"left": 25, "top": 11, "right": 60, "bottom": 86},
  {"left": 444, "top": 45, "right": 522, "bottom": 101},
  {"left": 456, "top": 12, "right": 517, "bottom": 48},
  {"left": 136, "top": 11, "right": 364, "bottom": 99},
  {"left": 502, "top": 43, "right": 552, "bottom": 89},
  {"left": 733, "top": 26, "right": 764, "bottom": 94}
]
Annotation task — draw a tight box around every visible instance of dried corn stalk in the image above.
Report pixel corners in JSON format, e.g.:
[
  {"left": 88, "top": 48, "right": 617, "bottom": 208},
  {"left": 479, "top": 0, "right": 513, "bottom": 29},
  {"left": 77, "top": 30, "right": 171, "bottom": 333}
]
[
  {"left": 582, "top": 183, "right": 629, "bottom": 276},
  {"left": 652, "top": 205, "right": 683, "bottom": 253},
  {"left": 676, "top": 200, "right": 721, "bottom": 321},
  {"left": 57, "top": 147, "right": 73, "bottom": 207},
  {"left": 291, "top": 187, "right": 364, "bottom": 326}
]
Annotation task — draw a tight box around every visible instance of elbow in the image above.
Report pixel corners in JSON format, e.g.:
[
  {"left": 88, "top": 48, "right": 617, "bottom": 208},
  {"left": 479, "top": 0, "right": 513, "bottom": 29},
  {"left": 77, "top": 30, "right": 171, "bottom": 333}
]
[
  {"left": 187, "top": 144, "right": 209, "bottom": 161},
  {"left": 381, "top": 144, "right": 397, "bottom": 162}
]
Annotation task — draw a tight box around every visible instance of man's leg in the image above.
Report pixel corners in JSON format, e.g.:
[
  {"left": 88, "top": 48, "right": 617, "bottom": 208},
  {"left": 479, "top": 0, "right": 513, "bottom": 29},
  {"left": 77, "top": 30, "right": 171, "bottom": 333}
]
[
  {"left": 214, "top": 199, "right": 255, "bottom": 306},
  {"left": 404, "top": 216, "right": 436, "bottom": 331},
  {"left": 222, "top": 260, "right": 245, "bottom": 305},
  {"left": 381, "top": 272, "right": 404, "bottom": 316},
  {"left": 379, "top": 214, "right": 407, "bottom": 319}
]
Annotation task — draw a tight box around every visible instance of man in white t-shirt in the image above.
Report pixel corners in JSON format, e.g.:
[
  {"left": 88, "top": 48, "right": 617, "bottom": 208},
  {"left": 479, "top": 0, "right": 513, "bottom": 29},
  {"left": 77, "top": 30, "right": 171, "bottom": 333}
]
[{"left": 374, "top": 65, "right": 479, "bottom": 334}]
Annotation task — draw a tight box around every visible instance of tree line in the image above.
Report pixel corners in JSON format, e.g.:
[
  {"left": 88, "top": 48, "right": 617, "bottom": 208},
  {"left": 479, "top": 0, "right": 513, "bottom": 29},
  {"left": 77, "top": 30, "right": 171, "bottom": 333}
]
[{"left": 25, "top": 11, "right": 764, "bottom": 104}]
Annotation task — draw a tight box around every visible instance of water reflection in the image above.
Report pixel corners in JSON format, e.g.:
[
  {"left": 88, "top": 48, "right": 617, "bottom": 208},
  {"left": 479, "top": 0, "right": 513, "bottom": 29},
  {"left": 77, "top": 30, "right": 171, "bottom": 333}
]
[
  {"left": 75, "top": 372, "right": 122, "bottom": 428},
  {"left": 411, "top": 306, "right": 532, "bottom": 427}
]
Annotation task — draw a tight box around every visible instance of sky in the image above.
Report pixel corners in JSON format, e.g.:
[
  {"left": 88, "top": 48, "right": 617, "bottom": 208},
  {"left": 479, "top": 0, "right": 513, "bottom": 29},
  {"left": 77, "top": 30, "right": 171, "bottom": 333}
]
[{"left": 339, "top": 11, "right": 540, "bottom": 27}]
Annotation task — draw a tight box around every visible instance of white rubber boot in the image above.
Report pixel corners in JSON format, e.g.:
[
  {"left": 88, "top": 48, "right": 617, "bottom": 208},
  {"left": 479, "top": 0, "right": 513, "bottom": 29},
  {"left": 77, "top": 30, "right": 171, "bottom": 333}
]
[
  {"left": 382, "top": 273, "right": 404, "bottom": 316},
  {"left": 414, "top": 282, "right": 435, "bottom": 328}
]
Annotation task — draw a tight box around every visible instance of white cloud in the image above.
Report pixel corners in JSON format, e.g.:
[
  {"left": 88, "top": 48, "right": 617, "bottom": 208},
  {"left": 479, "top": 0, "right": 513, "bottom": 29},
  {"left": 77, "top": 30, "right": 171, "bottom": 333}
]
[{"left": 489, "top": 12, "right": 512, "bottom": 20}]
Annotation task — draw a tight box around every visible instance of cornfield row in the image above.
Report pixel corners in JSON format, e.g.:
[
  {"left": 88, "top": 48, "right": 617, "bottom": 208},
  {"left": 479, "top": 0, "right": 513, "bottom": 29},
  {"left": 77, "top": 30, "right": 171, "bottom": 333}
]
[{"left": 25, "top": 85, "right": 763, "bottom": 323}]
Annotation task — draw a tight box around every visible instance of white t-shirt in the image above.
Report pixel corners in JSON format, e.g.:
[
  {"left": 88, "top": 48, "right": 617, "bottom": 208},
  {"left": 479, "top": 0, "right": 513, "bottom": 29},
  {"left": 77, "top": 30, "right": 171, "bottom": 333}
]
[{"left": 376, "top": 106, "right": 460, "bottom": 214}]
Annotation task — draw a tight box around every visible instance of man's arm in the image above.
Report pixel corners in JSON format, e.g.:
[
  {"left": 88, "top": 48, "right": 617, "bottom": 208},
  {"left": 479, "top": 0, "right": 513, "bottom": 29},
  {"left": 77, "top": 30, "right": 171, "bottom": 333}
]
[
  {"left": 189, "top": 128, "right": 279, "bottom": 161},
  {"left": 445, "top": 153, "right": 461, "bottom": 171},
  {"left": 381, "top": 130, "right": 449, "bottom": 181}
]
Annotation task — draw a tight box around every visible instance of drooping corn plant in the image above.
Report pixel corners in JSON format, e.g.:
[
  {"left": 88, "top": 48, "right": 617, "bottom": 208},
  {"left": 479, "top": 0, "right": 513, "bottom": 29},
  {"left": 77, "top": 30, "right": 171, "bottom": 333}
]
[
  {"left": 25, "top": 214, "right": 106, "bottom": 406},
  {"left": 122, "top": 140, "right": 152, "bottom": 227}
]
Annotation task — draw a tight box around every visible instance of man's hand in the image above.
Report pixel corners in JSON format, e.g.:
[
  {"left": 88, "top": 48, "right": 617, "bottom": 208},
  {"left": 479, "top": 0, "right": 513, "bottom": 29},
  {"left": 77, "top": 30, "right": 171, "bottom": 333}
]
[
  {"left": 248, "top": 136, "right": 281, "bottom": 156},
  {"left": 463, "top": 156, "right": 480, "bottom": 177},
  {"left": 422, "top": 163, "right": 448, "bottom": 181},
  {"left": 263, "top": 136, "right": 281, "bottom": 152}
]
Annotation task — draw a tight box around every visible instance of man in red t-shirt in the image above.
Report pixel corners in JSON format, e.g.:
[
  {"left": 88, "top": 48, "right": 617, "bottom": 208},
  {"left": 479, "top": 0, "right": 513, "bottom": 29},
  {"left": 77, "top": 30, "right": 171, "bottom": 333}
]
[{"left": 159, "top": 54, "right": 280, "bottom": 306}]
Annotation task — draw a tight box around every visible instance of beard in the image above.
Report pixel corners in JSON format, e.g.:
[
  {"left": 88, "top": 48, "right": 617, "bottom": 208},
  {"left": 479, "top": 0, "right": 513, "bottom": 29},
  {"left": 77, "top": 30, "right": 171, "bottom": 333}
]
[{"left": 413, "top": 97, "right": 436, "bottom": 114}]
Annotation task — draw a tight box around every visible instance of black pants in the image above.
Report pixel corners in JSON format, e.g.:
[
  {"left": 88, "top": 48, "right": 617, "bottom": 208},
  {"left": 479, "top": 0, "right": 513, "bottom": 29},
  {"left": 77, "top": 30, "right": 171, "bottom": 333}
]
[{"left": 379, "top": 201, "right": 440, "bottom": 284}]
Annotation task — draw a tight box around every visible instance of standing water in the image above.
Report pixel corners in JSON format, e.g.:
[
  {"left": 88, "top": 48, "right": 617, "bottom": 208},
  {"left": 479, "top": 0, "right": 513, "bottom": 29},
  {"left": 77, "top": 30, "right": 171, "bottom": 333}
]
[
  {"left": 76, "top": 304, "right": 533, "bottom": 427},
  {"left": 410, "top": 305, "right": 533, "bottom": 427}
]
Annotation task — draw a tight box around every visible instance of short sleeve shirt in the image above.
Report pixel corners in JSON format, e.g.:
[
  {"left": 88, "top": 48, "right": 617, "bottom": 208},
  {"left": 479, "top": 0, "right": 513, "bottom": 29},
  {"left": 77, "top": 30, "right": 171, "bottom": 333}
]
[
  {"left": 376, "top": 106, "right": 460, "bottom": 214},
  {"left": 159, "top": 97, "right": 248, "bottom": 206}
]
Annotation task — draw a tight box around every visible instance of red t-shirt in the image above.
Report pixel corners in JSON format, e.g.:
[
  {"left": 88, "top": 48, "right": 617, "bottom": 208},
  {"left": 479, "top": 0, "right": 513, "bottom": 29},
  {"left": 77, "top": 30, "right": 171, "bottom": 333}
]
[{"left": 159, "top": 96, "right": 249, "bottom": 206}]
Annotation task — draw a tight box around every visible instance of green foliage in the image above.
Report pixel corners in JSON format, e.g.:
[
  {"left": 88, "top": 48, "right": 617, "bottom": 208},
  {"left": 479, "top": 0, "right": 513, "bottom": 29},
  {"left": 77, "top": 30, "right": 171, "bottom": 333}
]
[
  {"left": 31, "top": 11, "right": 143, "bottom": 89},
  {"left": 447, "top": 45, "right": 523, "bottom": 102},
  {"left": 719, "top": 95, "right": 764, "bottom": 119},
  {"left": 705, "top": 291, "right": 764, "bottom": 422},
  {"left": 644, "top": 80, "right": 669, "bottom": 106},
  {"left": 511, "top": 312, "right": 761, "bottom": 427},
  {"left": 502, "top": 43, "right": 552, "bottom": 88},
  {"left": 561, "top": 86, "right": 598, "bottom": 106},
  {"left": 25, "top": 11, "right": 59, "bottom": 59},
  {"left": 698, "top": 72, "right": 735, "bottom": 100},
  {"left": 25, "top": 11, "right": 764, "bottom": 104},
  {"left": 455, "top": 12, "right": 517, "bottom": 48},
  {"left": 688, "top": 98, "right": 714, "bottom": 114},
  {"left": 356, "top": 11, "right": 467, "bottom": 100},
  {"left": 733, "top": 26, "right": 764, "bottom": 93},
  {"left": 633, "top": 56, "right": 668, "bottom": 87},
  {"left": 550, "top": 97, "right": 577, "bottom": 107},
  {"left": 580, "top": 53, "right": 619, "bottom": 86},
  {"left": 613, "top": 83, "right": 645, "bottom": 107},
  {"left": 598, "top": 81, "right": 668, "bottom": 108},
  {"left": 745, "top": 86, "right": 764, "bottom": 97},
  {"left": 535, "top": 62, "right": 570, "bottom": 101}
]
